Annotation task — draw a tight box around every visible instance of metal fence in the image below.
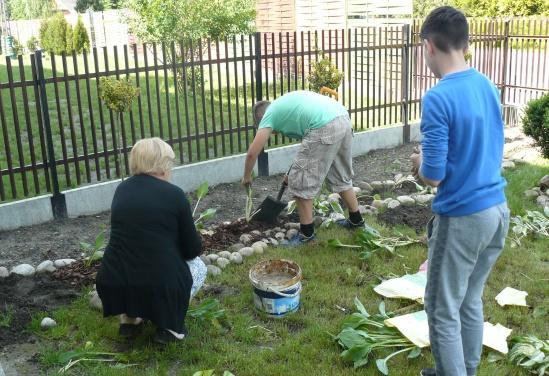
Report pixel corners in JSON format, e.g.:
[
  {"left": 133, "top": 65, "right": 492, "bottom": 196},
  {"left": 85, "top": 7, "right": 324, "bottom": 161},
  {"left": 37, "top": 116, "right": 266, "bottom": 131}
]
[{"left": 0, "top": 18, "right": 547, "bottom": 208}]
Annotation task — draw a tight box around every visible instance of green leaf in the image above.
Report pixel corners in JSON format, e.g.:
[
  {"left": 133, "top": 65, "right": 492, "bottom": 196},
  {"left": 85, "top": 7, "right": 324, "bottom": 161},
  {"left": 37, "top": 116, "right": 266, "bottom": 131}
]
[
  {"left": 375, "top": 358, "right": 389, "bottom": 375},
  {"left": 223, "top": 372, "right": 236, "bottom": 376},
  {"left": 359, "top": 251, "right": 373, "bottom": 260},
  {"left": 79, "top": 242, "right": 92, "bottom": 251},
  {"left": 378, "top": 301, "right": 388, "bottom": 318},
  {"left": 486, "top": 352, "right": 505, "bottom": 363},
  {"left": 196, "top": 181, "right": 209, "bottom": 200},
  {"left": 354, "top": 297, "right": 369, "bottom": 317},
  {"left": 327, "top": 238, "right": 345, "bottom": 248},
  {"left": 192, "top": 371, "right": 215, "bottom": 376},
  {"left": 341, "top": 344, "right": 371, "bottom": 364},
  {"left": 373, "top": 194, "right": 381, "bottom": 200},
  {"left": 337, "top": 328, "right": 368, "bottom": 349},
  {"left": 94, "top": 231, "right": 105, "bottom": 250},
  {"left": 408, "top": 347, "right": 422, "bottom": 359},
  {"left": 330, "top": 201, "right": 344, "bottom": 214}
]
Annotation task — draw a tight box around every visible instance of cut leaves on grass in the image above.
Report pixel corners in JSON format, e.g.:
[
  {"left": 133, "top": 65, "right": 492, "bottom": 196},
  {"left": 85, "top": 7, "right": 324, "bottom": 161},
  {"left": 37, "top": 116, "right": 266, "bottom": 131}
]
[
  {"left": 335, "top": 297, "right": 422, "bottom": 374},
  {"left": 188, "top": 298, "right": 229, "bottom": 331},
  {"left": 510, "top": 209, "right": 549, "bottom": 247}
]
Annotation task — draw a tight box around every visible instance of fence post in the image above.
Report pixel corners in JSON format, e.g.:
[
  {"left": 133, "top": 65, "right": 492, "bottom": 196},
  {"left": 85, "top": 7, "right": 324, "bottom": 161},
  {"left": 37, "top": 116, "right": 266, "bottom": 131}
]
[
  {"left": 254, "top": 32, "right": 269, "bottom": 177},
  {"left": 35, "top": 50, "right": 67, "bottom": 219},
  {"left": 500, "top": 20, "right": 510, "bottom": 108},
  {"left": 401, "top": 24, "right": 411, "bottom": 143}
]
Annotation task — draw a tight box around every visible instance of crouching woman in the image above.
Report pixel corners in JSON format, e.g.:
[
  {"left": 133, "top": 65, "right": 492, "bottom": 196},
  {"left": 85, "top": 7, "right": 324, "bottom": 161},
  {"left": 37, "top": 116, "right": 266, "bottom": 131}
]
[{"left": 96, "top": 137, "right": 207, "bottom": 345}]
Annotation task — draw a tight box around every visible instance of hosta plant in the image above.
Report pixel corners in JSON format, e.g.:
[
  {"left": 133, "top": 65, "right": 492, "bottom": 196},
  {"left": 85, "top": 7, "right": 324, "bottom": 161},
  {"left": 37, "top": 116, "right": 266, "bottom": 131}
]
[
  {"left": 192, "top": 182, "right": 217, "bottom": 230},
  {"left": 510, "top": 209, "right": 549, "bottom": 247}
]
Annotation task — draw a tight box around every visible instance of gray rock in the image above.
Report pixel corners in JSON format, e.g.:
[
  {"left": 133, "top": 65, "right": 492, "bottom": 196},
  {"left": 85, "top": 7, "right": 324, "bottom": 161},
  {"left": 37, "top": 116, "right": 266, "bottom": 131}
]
[
  {"left": 89, "top": 291, "right": 103, "bottom": 311},
  {"left": 397, "top": 195, "right": 416, "bottom": 206},
  {"left": 313, "top": 216, "right": 324, "bottom": 227},
  {"left": 394, "top": 173, "right": 403, "bottom": 182},
  {"left": 10, "top": 264, "right": 35, "bottom": 277},
  {"left": 252, "top": 241, "right": 268, "bottom": 251},
  {"left": 200, "top": 255, "right": 211, "bottom": 266},
  {"left": 372, "top": 200, "right": 386, "bottom": 209},
  {"left": 251, "top": 230, "right": 262, "bottom": 237},
  {"left": 540, "top": 175, "right": 549, "bottom": 189},
  {"left": 238, "top": 247, "right": 254, "bottom": 257},
  {"left": 274, "top": 232, "right": 286, "bottom": 241},
  {"left": 252, "top": 243, "right": 264, "bottom": 254},
  {"left": 501, "top": 160, "right": 515, "bottom": 169},
  {"left": 229, "top": 252, "right": 243, "bottom": 264},
  {"left": 371, "top": 181, "right": 384, "bottom": 191},
  {"left": 217, "top": 251, "right": 232, "bottom": 259},
  {"left": 268, "top": 238, "right": 279, "bottom": 246},
  {"left": 536, "top": 195, "right": 549, "bottom": 208},
  {"left": 36, "top": 260, "right": 56, "bottom": 274},
  {"left": 54, "top": 259, "right": 76, "bottom": 268},
  {"left": 387, "top": 199, "right": 401, "bottom": 210},
  {"left": 363, "top": 205, "right": 378, "bottom": 215},
  {"left": 533, "top": 187, "right": 542, "bottom": 192},
  {"left": 524, "top": 189, "right": 540, "bottom": 198},
  {"left": 358, "top": 205, "right": 368, "bottom": 215},
  {"left": 40, "top": 317, "right": 57, "bottom": 330},
  {"left": 357, "top": 181, "right": 373, "bottom": 193},
  {"left": 207, "top": 265, "right": 222, "bottom": 276},
  {"left": 414, "top": 194, "right": 435, "bottom": 204},
  {"left": 383, "top": 180, "right": 396, "bottom": 189},
  {"left": 239, "top": 234, "right": 253, "bottom": 245},
  {"left": 286, "top": 229, "right": 299, "bottom": 240},
  {"left": 216, "top": 257, "right": 230, "bottom": 269},
  {"left": 285, "top": 222, "right": 300, "bottom": 230},
  {"left": 229, "top": 243, "right": 245, "bottom": 252},
  {"left": 263, "top": 230, "right": 273, "bottom": 237},
  {"left": 327, "top": 193, "right": 340, "bottom": 203},
  {"left": 273, "top": 227, "right": 283, "bottom": 232},
  {"left": 0, "top": 267, "right": 9, "bottom": 278},
  {"left": 206, "top": 254, "right": 219, "bottom": 263},
  {"left": 353, "top": 187, "right": 361, "bottom": 194}
]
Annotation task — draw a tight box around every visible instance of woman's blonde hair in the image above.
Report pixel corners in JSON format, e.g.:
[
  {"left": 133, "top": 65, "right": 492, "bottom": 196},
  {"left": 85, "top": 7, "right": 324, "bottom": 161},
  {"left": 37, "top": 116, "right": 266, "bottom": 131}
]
[{"left": 129, "top": 137, "right": 175, "bottom": 175}]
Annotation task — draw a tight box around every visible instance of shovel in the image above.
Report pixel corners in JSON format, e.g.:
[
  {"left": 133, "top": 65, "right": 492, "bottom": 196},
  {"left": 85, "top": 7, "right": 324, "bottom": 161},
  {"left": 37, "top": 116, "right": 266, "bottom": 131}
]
[{"left": 250, "top": 167, "right": 291, "bottom": 223}]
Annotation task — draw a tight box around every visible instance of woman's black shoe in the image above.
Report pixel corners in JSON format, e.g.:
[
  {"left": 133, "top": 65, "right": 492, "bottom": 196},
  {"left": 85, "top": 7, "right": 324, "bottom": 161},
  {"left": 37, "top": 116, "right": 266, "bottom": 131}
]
[
  {"left": 118, "top": 322, "right": 144, "bottom": 338},
  {"left": 154, "top": 329, "right": 184, "bottom": 345}
]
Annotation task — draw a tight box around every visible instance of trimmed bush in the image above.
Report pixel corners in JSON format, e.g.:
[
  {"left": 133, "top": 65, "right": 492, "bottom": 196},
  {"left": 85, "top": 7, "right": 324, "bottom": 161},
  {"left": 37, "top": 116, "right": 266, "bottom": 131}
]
[
  {"left": 73, "top": 16, "right": 90, "bottom": 53},
  {"left": 39, "top": 12, "right": 72, "bottom": 55},
  {"left": 26, "top": 36, "right": 39, "bottom": 52},
  {"left": 523, "top": 93, "right": 549, "bottom": 158},
  {"left": 307, "top": 55, "right": 344, "bottom": 93}
]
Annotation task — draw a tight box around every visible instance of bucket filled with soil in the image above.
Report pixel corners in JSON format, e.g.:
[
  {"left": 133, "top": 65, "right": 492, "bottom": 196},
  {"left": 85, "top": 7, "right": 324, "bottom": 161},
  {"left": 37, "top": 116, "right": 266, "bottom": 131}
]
[{"left": 249, "top": 259, "right": 302, "bottom": 317}]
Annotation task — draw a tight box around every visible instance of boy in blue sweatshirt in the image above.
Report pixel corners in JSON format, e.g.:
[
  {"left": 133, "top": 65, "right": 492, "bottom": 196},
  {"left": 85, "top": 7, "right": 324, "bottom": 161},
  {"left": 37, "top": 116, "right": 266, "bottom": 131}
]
[{"left": 410, "top": 7, "right": 510, "bottom": 376}]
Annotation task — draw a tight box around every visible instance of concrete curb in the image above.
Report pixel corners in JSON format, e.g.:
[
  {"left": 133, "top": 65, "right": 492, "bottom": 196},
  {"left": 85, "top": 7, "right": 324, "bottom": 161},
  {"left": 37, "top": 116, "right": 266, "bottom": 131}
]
[{"left": 0, "top": 122, "right": 419, "bottom": 230}]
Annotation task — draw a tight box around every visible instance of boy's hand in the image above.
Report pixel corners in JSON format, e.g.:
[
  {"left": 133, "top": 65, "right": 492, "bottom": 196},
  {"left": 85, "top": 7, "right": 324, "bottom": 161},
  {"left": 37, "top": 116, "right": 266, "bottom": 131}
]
[
  {"left": 241, "top": 175, "right": 253, "bottom": 187},
  {"left": 410, "top": 149, "right": 423, "bottom": 180}
]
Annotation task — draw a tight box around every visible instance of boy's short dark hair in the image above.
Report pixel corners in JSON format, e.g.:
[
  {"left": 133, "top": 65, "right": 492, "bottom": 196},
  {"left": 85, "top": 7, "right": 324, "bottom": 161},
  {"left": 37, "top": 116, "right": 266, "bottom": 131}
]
[
  {"left": 420, "top": 6, "right": 469, "bottom": 53},
  {"left": 252, "top": 101, "right": 271, "bottom": 126}
]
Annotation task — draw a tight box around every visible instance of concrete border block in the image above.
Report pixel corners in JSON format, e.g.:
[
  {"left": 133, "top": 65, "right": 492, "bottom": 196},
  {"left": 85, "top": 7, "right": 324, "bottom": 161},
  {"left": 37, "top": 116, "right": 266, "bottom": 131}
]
[
  {"left": 0, "top": 195, "right": 53, "bottom": 231},
  {"left": 63, "top": 179, "right": 121, "bottom": 218}
]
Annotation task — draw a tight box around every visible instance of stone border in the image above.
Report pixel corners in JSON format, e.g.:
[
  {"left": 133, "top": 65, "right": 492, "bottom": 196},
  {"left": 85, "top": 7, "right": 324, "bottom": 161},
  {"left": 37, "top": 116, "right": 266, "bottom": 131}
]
[{"left": 0, "top": 123, "right": 419, "bottom": 231}]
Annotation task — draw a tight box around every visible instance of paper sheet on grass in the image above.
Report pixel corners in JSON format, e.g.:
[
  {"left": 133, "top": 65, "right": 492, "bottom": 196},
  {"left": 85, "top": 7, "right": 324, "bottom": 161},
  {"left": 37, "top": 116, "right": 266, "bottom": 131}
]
[
  {"left": 385, "top": 310, "right": 512, "bottom": 354},
  {"left": 374, "top": 272, "right": 427, "bottom": 304},
  {"left": 495, "top": 287, "right": 529, "bottom": 307}
]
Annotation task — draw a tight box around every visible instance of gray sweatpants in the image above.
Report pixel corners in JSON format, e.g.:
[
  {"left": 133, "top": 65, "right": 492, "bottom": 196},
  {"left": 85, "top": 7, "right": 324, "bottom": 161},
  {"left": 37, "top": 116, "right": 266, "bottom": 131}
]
[{"left": 425, "top": 203, "right": 509, "bottom": 376}]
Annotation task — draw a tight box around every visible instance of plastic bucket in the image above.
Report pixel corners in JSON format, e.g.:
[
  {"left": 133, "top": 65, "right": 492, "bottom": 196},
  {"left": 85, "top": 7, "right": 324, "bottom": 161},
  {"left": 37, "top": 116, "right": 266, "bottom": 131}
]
[{"left": 249, "top": 259, "right": 302, "bottom": 317}]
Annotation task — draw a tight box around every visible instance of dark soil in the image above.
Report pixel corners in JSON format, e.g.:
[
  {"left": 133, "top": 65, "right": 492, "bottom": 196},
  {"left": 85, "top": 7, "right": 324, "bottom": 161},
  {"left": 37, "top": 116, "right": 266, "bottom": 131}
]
[
  {"left": 51, "top": 259, "right": 101, "bottom": 287},
  {"left": 377, "top": 205, "right": 433, "bottom": 234},
  {"left": 0, "top": 274, "right": 78, "bottom": 347}
]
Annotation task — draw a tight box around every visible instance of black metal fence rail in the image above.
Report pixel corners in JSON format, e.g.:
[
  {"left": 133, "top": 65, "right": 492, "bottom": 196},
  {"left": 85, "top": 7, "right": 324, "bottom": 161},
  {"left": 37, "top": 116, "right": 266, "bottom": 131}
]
[{"left": 0, "top": 18, "right": 548, "bottom": 207}]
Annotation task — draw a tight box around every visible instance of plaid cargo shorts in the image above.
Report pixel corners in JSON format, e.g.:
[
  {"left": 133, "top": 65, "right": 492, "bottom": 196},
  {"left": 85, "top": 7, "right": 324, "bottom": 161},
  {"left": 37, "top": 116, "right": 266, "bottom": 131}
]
[{"left": 288, "top": 115, "right": 354, "bottom": 200}]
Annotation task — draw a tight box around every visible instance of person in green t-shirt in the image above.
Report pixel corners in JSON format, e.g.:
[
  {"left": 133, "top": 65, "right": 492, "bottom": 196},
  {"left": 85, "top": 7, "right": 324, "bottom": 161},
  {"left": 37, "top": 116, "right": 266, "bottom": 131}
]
[{"left": 241, "top": 91, "right": 364, "bottom": 246}]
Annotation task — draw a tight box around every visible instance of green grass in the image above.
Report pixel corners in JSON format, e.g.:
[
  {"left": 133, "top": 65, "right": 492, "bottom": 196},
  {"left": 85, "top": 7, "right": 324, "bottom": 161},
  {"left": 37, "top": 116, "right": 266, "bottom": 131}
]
[
  {"left": 0, "top": 304, "right": 14, "bottom": 328},
  {"left": 26, "top": 159, "right": 549, "bottom": 375}
]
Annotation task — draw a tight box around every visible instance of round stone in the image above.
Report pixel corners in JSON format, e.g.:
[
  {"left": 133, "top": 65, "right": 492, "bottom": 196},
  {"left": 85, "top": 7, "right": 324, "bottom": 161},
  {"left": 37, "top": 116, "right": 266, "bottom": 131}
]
[
  {"left": 536, "top": 195, "right": 549, "bottom": 208},
  {"left": 502, "top": 160, "right": 515, "bottom": 169},
  {"left": 357, "top": 181, "right": 373, "bottom": 192},
  {"left": 273, "top": 227, "right": 283, "bottom": 232},
  {"left": 229, "top": 243, "right": 245, "bottom": 252},
  {"left": 89, "top": 290, "right": 103, "bottom": 311},
  {"left": 268, "top": 238, "right": 279, "bottom": 246},
  {"left": 286, "top": 229, "right": 299, "bottom": 240},
  {"left": 217, "top": 251, "right": 232, "bottom": 259},
  {"left": 383, "top": 180, "right": 396, "bottom": 189},
  {"left": 207, "top": 264, "right": 222, "bottom": 276},
  {"left": 285, "top": 222, "right": 300, "bottom": 230},
  {"left": 358, "top": 205, "right": 368, "bottom": 215},
  {"left": 10, "top": 264, "right": 35, "bottom": 277},
  {"left": 200, "top": 255, "right": 211, "bottom": 266},
  {"left": 206, "top": 254, "right": 219, "bottom": 263},
  {"left": 371, "top": 181, "right": 384, "bottom": 191},
  {"left": 229, "top": 252, "right": 243, "bottom": 264},
  {"left": 251, "top": 230, "right": 262, "bottom": 237},
  {"left": 252, "top": 244, "right": 264, "bottom": 254},
  {"left": 264, "top": 229, "right": 273, "bottom": 237},
  {"left": 0, "top": 267, "right": 9, "bottom": 278},
  {"left": 238, "top": 247, "right": 254, "bottom": 257},
  {"left": 327, "top": 193, "right": 340, "bottom": 203},
  {"left": 54, "top": 259, "right": 76, "bottom": 268},
  {"left": 414, "top": 194, "right": 435, "bottom": 205},
  {"left": 274, "top": 232, "right": 286, "bottom": 241},
  {"left": 252, "top": 241, "right": 268, "bottom": 251},
  {"left": 394, "top": 173, "right": 403, "bottom": 182},
  {"left": 36, "top": 260, "right": 56, "bottom": 274},
  {"left": 387, "top": 199, "right": 401, "bottom": 210},
  {"left": 397, "top": 195, "right": 416, "bottom": 206},
  {"left": 216, "top": 257, "right": 230, "bottom": 269},
  {"left": 524, "top": 189, "right": 540, "bottom": 198},
  {"left": 353, "top": 187, "right": 361, "bottom": 194},
  {"left": 372, "top": 200, "right": 386, "bottom": 209},
  {"left": 539, "top": 175, "right": 549, "bottom": 189},
  {"left": 40, "top": 317, "right": 57, "bottom": 330},
  {"left": 313, "top": 216, "right": 324, "bottom": 227},
  {"left": 239, "top": 234, "right": 253, "bottom": 245}
]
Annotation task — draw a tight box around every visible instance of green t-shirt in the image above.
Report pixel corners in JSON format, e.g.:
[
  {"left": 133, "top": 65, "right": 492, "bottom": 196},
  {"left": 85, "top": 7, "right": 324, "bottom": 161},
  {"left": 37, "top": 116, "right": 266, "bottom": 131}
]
[{"left": 258, "top": 91, "right": 349, "bottom": 139}]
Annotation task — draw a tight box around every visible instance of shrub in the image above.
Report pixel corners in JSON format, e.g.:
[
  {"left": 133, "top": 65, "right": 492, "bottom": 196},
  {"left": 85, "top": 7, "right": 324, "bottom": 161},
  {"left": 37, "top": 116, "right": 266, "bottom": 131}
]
[
  {"left": 66, "top": 24, "right": 74, "bottom": 52},
  {"left": 523, "top": 93, "right": 549, "bottom": 158},
  {"left": 26, "top": 36, "right": 39, "bottom": 51},
  {"left": 308, "top": 55, "right": 344, "bottom": 93},
  {"left": 99, "top": 77, "right": 140, "bottom": 113},
  {"left": 11, "top": 38, "right": 24, "bottom": 56},
  {"left": 39, "top": 12, "right": 72, "bottom": 55},
  {"left": 72, "top": 16, "right": 90, "bottom": 53}
]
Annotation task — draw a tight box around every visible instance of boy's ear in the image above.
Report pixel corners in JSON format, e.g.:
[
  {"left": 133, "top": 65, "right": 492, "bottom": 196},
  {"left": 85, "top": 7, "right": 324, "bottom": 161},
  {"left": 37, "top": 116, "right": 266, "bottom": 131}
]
[{"left": 424, "top": 39, "right": 436, "bottom": 56}]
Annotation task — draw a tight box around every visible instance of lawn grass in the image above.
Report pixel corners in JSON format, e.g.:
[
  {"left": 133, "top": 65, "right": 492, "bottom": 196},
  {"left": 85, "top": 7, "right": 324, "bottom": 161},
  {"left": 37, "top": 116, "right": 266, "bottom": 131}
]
[{"left": 27, "top": 160, "right": 549, "bottom": 375}]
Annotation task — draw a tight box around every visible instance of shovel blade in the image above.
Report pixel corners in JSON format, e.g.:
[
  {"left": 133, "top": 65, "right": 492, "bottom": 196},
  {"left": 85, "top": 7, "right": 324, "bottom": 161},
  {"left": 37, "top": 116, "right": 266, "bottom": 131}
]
[{"left": 251, "top": 196, "right": 287, "bottom": 223}]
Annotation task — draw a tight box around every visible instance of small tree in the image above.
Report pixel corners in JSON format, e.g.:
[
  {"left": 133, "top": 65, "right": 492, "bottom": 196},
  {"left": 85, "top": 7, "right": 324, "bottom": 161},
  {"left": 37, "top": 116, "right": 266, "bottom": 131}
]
[
  {"left": 99, "top": 77, "right": 140, "bottom": 179},
  {"left": 73, "top": 16, "right": 90, "bottom": 53},
  {"left": 39, "top": 12, "right": 72, "bottom": 55},
  {"left": 308, "top": 55, "right": 344, "bottom": 93},
  {"left": 26, "top": 36, "right": 39, "bottom": 52},
  {"left": 66, "top": 23, "right": 74, "bottom": 52},
  {"left": 75, "top": 0, "right": 103, "bottom": 12},
  {"left": 523, "top": 93, "right": 549, "bottom": 158}
]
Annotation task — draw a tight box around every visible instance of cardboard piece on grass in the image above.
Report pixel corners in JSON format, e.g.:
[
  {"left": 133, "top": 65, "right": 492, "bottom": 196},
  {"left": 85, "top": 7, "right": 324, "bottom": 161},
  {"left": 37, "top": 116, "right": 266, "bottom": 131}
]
[
  {"left": 385, "top": 310, "right": 513, "bottom": 354},
  {"left": 374, "top": 272, "right": 427, "bottom": 304},
  {"left": 495, "top": 287, "right": 529, "bottom": 307}
]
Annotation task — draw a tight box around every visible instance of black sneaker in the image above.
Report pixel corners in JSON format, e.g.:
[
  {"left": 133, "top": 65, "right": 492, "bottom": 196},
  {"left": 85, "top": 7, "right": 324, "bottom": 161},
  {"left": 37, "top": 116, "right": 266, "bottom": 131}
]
[
  {"left": 154, "top": 329, "right": 184, "bottom": 345},
  {"left": 118, "top": 322, "right": 143, "bottom": 339},
  {"left": 420, "top": 368, "right": 436, "bottom": 376}
]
